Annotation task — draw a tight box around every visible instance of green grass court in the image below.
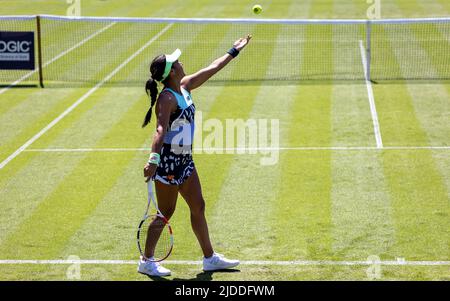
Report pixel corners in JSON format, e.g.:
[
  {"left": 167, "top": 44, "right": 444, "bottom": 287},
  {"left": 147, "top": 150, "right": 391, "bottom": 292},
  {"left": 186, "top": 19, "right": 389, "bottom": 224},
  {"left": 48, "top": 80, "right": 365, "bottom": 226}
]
[{"left": 0, "top": 0, "right": 449, "bottom": 280}]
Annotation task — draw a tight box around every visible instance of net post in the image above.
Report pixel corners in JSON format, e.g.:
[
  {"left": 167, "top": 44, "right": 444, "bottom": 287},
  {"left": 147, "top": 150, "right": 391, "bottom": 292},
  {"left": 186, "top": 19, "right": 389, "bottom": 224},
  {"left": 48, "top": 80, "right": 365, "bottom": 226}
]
[
  {"left": 36, "top": 15, "right": 44, "bottom": 88},
  {"left": 366, "top": 20, "right": 372, "bottom": 82}
]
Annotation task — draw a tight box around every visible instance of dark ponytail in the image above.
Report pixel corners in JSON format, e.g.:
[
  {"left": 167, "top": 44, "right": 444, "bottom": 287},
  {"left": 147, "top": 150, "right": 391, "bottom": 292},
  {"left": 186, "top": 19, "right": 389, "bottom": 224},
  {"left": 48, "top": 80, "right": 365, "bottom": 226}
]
[
  {"left": 142, "top": 54, "right": 166, "bottom": 128},
  {"left": 142, "top": 78, "right": 158, "bottom": 128}
]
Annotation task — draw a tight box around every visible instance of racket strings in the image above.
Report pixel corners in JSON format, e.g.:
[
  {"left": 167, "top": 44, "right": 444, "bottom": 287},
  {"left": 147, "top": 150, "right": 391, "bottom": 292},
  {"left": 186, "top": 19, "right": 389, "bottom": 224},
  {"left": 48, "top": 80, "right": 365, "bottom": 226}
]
[{"left": 139, "top": 214, "right": 173, "bottom": 261}]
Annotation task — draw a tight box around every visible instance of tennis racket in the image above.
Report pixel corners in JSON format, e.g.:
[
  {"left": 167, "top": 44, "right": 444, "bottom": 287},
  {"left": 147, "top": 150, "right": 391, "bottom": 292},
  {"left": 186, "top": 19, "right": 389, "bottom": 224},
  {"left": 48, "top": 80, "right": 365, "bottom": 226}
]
[{"left": 136, "top": 179, "right": 173, "bottom": 262}]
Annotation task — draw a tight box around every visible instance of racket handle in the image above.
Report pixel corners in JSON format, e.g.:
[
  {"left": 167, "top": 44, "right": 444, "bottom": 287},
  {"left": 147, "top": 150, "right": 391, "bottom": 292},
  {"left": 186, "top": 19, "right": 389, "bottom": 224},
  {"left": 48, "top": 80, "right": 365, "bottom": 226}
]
[{"left": 147, "top": 179, "right": 153, "bottom": 194}]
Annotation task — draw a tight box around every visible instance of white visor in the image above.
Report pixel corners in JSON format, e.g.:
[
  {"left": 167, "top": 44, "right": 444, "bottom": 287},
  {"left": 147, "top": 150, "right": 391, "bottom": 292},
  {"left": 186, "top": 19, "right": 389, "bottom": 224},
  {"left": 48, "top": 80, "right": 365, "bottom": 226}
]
[
  {"left": 166, "top": 48, "right": 182, "bottom": 63},
  {"left": 160, "top": 49, "right": 182, "bottom": 81}
]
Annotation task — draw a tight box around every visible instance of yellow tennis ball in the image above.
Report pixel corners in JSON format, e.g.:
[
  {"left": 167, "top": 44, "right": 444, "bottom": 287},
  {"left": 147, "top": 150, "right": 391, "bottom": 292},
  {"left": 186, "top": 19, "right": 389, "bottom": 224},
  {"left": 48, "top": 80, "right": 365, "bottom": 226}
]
[{"left": 252, "top": 5, "right": 262, "bottom": 14}]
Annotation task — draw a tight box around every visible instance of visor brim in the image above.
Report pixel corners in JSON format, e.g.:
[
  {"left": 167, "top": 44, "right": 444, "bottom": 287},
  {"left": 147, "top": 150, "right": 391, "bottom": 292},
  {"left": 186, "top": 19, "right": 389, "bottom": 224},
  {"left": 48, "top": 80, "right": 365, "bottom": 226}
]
[{"left": 165, "top": 49, "right": 181, "bottom": 63}]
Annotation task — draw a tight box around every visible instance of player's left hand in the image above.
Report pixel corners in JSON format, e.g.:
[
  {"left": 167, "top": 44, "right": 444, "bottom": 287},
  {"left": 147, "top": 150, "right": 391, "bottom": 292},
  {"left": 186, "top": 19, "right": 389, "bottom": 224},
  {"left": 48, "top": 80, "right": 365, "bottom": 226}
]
[{"left": 233, "top": 34, "right": 252, "bottom": 51}]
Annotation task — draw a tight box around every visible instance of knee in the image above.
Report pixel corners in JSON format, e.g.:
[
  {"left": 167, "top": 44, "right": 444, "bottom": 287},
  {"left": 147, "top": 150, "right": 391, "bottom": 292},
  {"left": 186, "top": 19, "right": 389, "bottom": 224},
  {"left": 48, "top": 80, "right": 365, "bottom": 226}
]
[
  {"left": 161, "top": 206, "right": 176, "bottom": 220},
  {"left": 190, "top": 198, "right": 206, "bottom": 216}
]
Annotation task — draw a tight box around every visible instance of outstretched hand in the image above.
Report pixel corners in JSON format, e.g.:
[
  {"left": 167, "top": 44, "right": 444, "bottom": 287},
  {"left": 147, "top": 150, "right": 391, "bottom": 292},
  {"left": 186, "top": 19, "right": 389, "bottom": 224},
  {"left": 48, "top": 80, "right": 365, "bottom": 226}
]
[{"left": 233, "top": 34, "right": 252, "bottom": 51}]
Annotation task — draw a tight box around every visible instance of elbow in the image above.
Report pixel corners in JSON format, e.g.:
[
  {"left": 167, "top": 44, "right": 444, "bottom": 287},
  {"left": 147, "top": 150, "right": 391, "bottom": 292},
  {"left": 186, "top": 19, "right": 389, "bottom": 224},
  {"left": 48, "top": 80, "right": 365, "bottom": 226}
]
[{"left": 155, "top": 126, "right": 167, "bottom": 139}]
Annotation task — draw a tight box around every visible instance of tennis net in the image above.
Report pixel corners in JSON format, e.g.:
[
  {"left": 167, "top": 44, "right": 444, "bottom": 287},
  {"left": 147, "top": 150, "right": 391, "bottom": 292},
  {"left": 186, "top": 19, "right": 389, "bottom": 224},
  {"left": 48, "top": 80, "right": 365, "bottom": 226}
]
[{"left": 0, "top": 15, "right": 449, "bottom": 87}]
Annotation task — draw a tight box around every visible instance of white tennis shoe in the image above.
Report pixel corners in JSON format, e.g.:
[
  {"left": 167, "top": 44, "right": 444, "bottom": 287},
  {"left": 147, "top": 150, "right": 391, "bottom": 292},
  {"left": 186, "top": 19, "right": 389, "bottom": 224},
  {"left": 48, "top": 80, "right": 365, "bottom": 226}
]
[
  {"left": 203, "top": 252, "right": 240, "bottom": 271},
  {"left": 137, "top": 256, "right": 171, "bottom": 277}
]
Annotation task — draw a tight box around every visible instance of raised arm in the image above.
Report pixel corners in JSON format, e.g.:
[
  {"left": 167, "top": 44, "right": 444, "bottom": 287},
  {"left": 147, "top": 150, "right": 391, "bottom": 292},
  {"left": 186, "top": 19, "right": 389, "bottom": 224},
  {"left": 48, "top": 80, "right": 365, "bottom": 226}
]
[{"left": 181, "top": 34, "right": 252, "bottom": 91}]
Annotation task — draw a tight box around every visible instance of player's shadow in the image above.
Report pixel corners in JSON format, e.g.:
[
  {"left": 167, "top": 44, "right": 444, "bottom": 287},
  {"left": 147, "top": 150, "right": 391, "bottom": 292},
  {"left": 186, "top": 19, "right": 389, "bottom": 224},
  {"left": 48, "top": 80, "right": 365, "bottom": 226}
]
[
  {"left": 145, "top": 269, "right": 240, "bottom": 281},
  {"left": 175, "top": 269, "right": 241, "bottom": 281}
]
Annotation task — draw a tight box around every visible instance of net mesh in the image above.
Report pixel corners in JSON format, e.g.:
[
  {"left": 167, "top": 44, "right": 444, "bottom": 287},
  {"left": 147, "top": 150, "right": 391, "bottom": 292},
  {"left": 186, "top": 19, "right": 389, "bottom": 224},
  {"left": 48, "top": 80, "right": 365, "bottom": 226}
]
[
  {"left": 1, "top": 16, "right": 449, "bottom": 87},
  {"left": 371, "top": 21, "right": 450, "bottom": 80}
]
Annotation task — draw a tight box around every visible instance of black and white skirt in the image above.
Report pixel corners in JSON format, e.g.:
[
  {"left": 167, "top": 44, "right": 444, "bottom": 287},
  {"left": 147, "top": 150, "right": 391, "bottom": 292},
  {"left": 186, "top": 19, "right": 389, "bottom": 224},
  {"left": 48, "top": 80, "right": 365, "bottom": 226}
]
[{"left": 153, "top": 144, "right": 194, "bottom": 185}]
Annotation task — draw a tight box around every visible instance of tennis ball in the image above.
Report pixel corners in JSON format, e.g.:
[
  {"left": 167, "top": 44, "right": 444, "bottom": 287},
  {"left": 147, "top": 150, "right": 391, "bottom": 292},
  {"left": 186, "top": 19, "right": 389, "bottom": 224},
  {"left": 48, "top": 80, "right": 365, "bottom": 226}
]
[{"left": 252, "top": 4, "right": 262, "bottom": 15}]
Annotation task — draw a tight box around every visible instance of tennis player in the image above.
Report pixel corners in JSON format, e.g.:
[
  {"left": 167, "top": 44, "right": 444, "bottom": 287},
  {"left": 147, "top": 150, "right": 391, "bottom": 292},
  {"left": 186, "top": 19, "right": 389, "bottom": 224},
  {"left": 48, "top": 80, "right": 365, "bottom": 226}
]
[{"left": 139, "top": 35, "right": 252, "bottom": 277}]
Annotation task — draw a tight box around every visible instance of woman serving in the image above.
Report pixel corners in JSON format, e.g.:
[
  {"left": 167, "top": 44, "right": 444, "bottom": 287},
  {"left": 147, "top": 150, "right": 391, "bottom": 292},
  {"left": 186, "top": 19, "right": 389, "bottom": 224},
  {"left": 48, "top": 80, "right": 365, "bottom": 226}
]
[{"left": 139, "top": 35, "right": 252, "bottom": 277}]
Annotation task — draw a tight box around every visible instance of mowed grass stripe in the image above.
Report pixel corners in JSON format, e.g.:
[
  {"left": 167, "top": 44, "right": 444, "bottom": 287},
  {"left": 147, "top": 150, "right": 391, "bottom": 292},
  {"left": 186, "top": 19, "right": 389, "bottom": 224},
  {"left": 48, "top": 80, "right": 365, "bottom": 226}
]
[
  {"left": 0, "top": 152, "right": 137, "bottom": 259},
  {"left": 371, "top": 31, "right": 429, "bottom": 146},
  {"left": 436, "top": 0, "right": 450, "bottom": 18},
  {"left": 0, "top": 25, "right": 168, "bottom": 176},
  {"left": 0, "top": 92, "right": 134, "bottom": 238},
  {"left": 330, "top": 22, "right": 373, "bottom": 147},
  {"left": 331, "top": 83, "right": 375, "bottom": 146},
  {"left": 0, "top": 88, "right": 146, "bottom": 257},
  {"left": 393, "top": 0, "right": 450, "bottom": 18},
  {"left": 396, "top": 0, "right": 450, "bottom": 145},
  {"left": 0, "top": 23, "right": 189, "bottom": 256},
  {"left": 115, "top": 3, "right": 270, "bottom": 278},
  {"left": 30, "top": 23, "right": 200, "bottom": 149},
  {"left": 57, "top": 155, "right": 146, "bottom": 261},
  {"left": 47, "top": 0, "right": 248, "bottom": 276},
  {"left": 56, "top": 2, "right": 236, "bottom": 266},
  {"left": 0, "top": 262, "right": 449, "bottom": 280},
  {"left": 155, "top": 26, "right": 265, "bottom": 260},
  {"left": 185, "top": 27, "right": 287, "bottom": 260},
  {"left": 380, "top": 149, "right": 450, "bottom": 259},
  {"left": 32, "top": 88, "right": 146, "bottom": 149},
  {"left": 206, "top": 21, "right": 290, "bottom": 256},
  {"left": 206, "top": 6, "right": 302, "bottom": 260},
  {"left": 0, "top": 89, "right": 90, "bottom": 187},
  {"left": 330, "top": 150, "right": 395, "bottom": 259},
  {"left": 2, "top": 1, "right": 199, "bottom": 169},
  {"left": 264, "top": 0, "right": 312, "bottom": 259},
  {"left": 329, "top": 0, "right": 394, "bottom": 259},
  {"left": 0, "top": 8, "right": 229, "bottom": 258},
  {"left": 0, "top": 152, "right": 88, "bottom": 245},
  {"left": 430, "top": 149, "right": 450, "bottom": 202},
  {"left": 273, "top": 2, "right": 333, "bottom": 260},
  {"left": 372, "top": 19, "right": 450, "bottom": 259},
  {"left": 241, "top": 0, "right": 312, "bottom": 261},
  {"left": 0, "top": 0, "right": 171, "bottom": 16},
  {"left": 210, "top": 48, "right": 296, "bottom": 260},
  {"left": 0, "top": 0, "right": 65, "bottom": 15},
  {"left": 0, "top": 88, "right": 84, "bottom": 150},
  {"left": 0, "top": 0, "right": 195, "bottom": 16},
  {"left": 0, "top": 19, "right": 137, "bottom": 152},
  {"left": 416, "top": 0, "right": 450, "bottom": 199},
  {"left": 107, "top": 4, "right": 274, "bottom": 279},
  {"left": 57, "top": 96, "right": 152, "bottom": 260},
  {"left": 415, "top": 0, "right": 450, "bottom": 18}
]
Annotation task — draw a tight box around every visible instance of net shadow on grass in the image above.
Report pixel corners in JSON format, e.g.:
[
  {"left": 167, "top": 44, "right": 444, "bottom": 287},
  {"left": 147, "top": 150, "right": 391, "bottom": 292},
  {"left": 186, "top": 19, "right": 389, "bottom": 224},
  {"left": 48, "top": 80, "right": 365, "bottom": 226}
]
[{"left": 0, "top": 84, "right": 39, "bottom": 89}]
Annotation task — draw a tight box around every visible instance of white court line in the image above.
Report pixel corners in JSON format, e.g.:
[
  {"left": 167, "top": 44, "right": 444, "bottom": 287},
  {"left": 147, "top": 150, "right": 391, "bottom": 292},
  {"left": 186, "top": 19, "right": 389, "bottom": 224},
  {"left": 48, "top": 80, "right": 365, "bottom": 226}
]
[
  {"left": 23, "top": 146, "right": 450, "bottom": 153},
  {"left": 0, "top": 259, "right": 448, "bottom": 266},
  {"left": 0, "top": 22, "right": 115, "bottom": 96},
  {"left": 0, "top": 24, "right": 173, "bottom": 170},
  {"left": 359, "top": 40, "right": 383, "bottom": 149}
]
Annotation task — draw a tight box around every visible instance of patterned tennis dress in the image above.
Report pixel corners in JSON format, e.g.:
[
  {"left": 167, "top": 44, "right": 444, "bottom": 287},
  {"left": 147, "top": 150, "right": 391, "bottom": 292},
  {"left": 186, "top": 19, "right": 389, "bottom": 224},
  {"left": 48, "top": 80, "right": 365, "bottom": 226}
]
[{"left": 153, "top": 87, "right": 196, "bottom": 185}]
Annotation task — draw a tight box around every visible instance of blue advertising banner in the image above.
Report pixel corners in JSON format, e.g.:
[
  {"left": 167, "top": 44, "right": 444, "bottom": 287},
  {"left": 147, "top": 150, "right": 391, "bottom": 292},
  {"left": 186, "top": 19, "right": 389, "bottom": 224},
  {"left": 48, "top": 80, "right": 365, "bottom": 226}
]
[{"left": 0, "top": 31, "right": 35, "bottom": 70}]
